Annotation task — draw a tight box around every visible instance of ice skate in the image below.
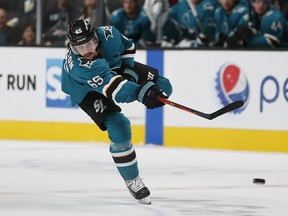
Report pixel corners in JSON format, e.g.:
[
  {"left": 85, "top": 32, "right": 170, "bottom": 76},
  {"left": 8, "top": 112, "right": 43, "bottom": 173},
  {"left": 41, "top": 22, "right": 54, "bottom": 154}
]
[{"left": 125, "top": 176, "right": 151, "bottom": 205}]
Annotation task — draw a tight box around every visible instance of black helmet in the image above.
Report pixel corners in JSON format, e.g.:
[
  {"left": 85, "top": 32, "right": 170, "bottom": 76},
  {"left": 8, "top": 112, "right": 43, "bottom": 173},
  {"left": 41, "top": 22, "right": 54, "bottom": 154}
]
[{"left": 67, "top": 19, "right": 98, "bottom": 46}]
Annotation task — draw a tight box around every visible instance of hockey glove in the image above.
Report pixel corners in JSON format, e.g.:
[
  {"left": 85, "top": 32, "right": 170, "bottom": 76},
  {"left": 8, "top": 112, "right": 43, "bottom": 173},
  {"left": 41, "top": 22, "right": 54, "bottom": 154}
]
[
  {"left": 235, "top": 25, "right": 256, "bottom": 43},
  {"left": 122, "top": 68, "right": 138, "bottom": 83},
  {"left": 181, "top": 27, "right": 196, "bottom": 40},
  {"left": 196, "top": 33, "right": 214, "bottom": 46},
  {"left": 226, "top": 34, "right": 243, "bottom": 49},
  {"left": 215, "top": 33, "right": 227, "bottom": 47},
  {"left": 137, "top": 82, "right": 167, "bottom": 109},
  {"left": 111, "top": 64, "right": 139, "bottom": 83}
]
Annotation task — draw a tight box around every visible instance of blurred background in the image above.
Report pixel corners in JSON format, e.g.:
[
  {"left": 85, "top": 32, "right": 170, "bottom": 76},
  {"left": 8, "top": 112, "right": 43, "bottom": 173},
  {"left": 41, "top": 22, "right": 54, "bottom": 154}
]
[
  {"left": 1, "top": 0, "right": 288, "bottom": 48},
  {"left": 0, "top": 0, "right": 287, "bottom": 152}
]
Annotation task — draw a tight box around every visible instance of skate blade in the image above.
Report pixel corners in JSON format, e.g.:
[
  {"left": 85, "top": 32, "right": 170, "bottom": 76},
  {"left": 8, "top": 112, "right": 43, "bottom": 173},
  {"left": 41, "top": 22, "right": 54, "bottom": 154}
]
[{"left": 138, "top": 197, "right": 151, "bottom": 205}]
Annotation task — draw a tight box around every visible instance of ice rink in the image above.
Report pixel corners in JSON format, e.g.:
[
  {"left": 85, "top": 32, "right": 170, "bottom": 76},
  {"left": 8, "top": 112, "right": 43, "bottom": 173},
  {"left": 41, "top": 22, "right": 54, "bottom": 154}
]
[{"left": 0, "top": 140, "right": 288, "bottom": 216}]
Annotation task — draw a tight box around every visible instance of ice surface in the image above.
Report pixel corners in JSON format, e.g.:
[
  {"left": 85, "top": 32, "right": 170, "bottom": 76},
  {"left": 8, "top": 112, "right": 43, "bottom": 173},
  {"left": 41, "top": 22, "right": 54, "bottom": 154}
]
[{"left": 0, "top": 140, "right": 288, "bottom": 216}]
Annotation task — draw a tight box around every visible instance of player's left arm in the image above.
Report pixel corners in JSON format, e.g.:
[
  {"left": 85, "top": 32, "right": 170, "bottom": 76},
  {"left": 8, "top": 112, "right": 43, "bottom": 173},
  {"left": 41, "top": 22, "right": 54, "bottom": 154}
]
[
  {"left": 114, "top": 25, "right": 136, "bottom": 67},
  {"left": 120, "top": 34, "right": 136, "bottom": 67},
  {"left": 85, "top": 59, "right": 167, "bottom": 109},
  {"left": 106, "top": 26, "right": 138, "bottom": 82}
]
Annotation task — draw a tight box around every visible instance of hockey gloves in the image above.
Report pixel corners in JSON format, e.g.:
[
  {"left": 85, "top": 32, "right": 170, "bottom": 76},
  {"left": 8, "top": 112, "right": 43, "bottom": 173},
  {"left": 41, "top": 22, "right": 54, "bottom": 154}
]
[
  {"left": 196, "top": 33, "right": 214, "bottom": 47},
  {"left": 137, "top": 82, "right": 167, "bottom": 109},
  {"left": 226, "top": 25, "right": 256, "bottom": 48},
  {"left": 235, "top": 25, "right": 256, "bottom": 43},
  {"left": 122, "top": 68, "right": 138, "bottom": 83},
  {"left": 111, "top": 64, "right": 138, "bottom": 83},
  {"left": 226, "top": 34, "right": 244, "bottom": 49}
]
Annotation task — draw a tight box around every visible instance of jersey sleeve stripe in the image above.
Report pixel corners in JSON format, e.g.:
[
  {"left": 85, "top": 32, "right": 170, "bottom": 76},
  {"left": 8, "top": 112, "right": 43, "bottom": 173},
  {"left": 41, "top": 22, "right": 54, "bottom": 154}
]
[
  {"left": 264, "top": 33, "right": 280, "bottom": 47},
  {"left": 121, "top": 43, "right": 136, "bottom": 56},
  {"left": 102, "top": 75, "right": 127, "bottom": 101},
  {"left": 121, "top": 54, "right": 135, "bottom": 59},
  {"left": 127, "top": 43, "right": 135, "bottom": 51},
  {"left": 111, "top": 79, "right": 127, "bottom": 102},
  {"left": 102, "top": 75, "right": 123, "bottom": 98}
]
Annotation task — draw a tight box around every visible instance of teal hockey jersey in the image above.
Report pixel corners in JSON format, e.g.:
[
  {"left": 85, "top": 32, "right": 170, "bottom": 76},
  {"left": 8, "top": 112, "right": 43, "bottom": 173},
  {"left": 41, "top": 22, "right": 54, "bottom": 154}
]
[{"left": 61, "top": 50, "right": 139, "bottom": 106}]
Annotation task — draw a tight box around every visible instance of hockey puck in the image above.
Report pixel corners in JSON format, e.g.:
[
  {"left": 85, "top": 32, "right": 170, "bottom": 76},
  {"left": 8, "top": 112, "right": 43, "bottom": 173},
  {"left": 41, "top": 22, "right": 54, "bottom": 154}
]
[{"left": 253, "top": 178, "right": 265, "bottom": 184}]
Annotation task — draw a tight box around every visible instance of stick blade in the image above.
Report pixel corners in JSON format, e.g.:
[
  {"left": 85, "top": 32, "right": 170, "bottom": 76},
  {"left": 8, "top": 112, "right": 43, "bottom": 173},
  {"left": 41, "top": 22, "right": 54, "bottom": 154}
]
[{"left": 209, "top": 100, "right": 244, "bottom": 120}]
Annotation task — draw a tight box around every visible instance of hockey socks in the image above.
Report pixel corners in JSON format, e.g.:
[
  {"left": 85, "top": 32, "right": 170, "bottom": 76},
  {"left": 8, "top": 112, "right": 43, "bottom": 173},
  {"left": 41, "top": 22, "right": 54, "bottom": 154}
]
[{"left": 110, "top": 145, "right": 139, "bottom": 180}]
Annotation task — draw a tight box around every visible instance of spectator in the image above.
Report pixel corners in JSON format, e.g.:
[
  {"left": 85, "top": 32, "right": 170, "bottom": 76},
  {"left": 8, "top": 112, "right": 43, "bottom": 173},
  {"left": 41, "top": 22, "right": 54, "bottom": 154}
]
[
  {"left": 110, "top": 0, "right": 156, "bottom": 48},
  {"left": 169, "top": 0, "right": 179, "bottom": 6},
  {"left": 162, "top": 0, "right": 216, "bottom": 48},
  {"left": 79, "top": 0, "right": 104, "bottom": 27},
  {"left": 0, "top": 7, "right": 14, "bottom": 46},
  {"left": 271, "top": 0, "right": 285, "bottom": 10},
  {"left": 226, "top": 0, "right": 288, "bottom": 48},
  {"left": 281, "top": 1, "right": 288, "bottom": 19},
  {"left": 214, "top": 0, "right": 247, "bottom": 47},
  {"left": 17, "top": 23, "right": 36, "bottom": 46},
  {"left": 43, "top": 0, "right": 79, "bottom": 46}
]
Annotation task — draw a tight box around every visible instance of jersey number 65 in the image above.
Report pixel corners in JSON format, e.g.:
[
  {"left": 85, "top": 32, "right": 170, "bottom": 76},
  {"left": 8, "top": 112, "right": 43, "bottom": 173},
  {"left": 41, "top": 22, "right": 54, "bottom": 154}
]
[{"left": 87, "top": 76, "right": 104, "bottom": 88}]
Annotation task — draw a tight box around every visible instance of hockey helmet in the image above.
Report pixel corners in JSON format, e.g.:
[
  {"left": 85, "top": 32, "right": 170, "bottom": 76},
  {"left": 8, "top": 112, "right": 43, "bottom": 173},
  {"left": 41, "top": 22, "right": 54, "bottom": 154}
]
[{"left": 67, "top": 19, "right": 98, "bottom": 46}]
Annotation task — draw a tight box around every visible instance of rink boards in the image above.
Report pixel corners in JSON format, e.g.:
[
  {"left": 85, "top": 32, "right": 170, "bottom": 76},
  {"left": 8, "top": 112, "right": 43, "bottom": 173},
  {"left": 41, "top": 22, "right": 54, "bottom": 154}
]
[{"left": 0, "top": 48, "right": 287, "bottom": 152}]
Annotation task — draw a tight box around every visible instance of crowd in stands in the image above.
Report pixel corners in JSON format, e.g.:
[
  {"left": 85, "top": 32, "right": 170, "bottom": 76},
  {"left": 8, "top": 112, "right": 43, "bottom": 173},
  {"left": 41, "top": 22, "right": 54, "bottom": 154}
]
[{"left": 0, "top": 0, "right": 287, "bottom": 48}]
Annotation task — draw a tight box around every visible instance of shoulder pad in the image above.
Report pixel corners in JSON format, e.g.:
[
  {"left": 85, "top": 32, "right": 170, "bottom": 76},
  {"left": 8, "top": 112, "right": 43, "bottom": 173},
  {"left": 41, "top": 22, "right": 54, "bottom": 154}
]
[{"left": 98, "top": 26, "right": 114, "bottom": 41}]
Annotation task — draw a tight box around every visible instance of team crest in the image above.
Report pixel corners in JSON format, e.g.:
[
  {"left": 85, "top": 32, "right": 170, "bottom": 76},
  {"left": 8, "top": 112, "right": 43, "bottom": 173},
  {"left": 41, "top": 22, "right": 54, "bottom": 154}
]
[
  {"left": 100, "top": 26, "right": 113, "bottom": 41},
  {"left": 78, "top": 57, "right": 96, "bottom": 68}
]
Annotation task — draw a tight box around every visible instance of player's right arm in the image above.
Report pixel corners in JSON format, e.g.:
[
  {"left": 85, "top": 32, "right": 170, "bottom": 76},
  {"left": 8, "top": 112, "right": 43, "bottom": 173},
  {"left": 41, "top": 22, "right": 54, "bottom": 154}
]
[{"left": 71, "top": 58, "right": 166, "bottom": 109}]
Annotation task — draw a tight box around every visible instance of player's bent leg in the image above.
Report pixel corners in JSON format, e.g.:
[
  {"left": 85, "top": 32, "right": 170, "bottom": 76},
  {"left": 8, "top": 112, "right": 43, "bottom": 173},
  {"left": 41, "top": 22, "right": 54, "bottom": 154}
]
[
  {"left": 104, "top": 112, "right": 137, "bottom": 180},
  {"left": 103, "top": 112, "right": 151, "bottom": 204},
  {"left": 156, "top": 76, "right": 173, "bottom": 97},
  {"left": 79, "top": 93, "right": 150, "bottom": 204}
]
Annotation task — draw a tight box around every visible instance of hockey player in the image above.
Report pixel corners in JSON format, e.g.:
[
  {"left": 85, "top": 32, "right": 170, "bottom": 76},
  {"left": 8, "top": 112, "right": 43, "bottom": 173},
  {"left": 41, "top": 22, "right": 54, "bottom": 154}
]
[
  {"left": 61, "top": 19, "right": 172, "bottom": 205},
  {"left": 226, "top": 0, "right": 288, "bottom": 48},
  {"left": 162, "top": 0, "right": 216, "bottom": 47},
  {"left": 110, "top": 0, "right": 156, "bottom": 48},
  {"left": 78, "top": 19, "right": 172, "bottom": 98},
  {"left": 214, "top": 0, "right": 247, "bottom": 47}
]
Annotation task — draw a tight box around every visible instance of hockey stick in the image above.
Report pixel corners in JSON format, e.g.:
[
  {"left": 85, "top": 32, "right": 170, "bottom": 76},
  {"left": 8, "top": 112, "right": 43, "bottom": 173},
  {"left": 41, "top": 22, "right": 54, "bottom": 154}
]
[
  {"left": 186, "top": 0, "right": 206, "bottom": 35},
  {"left": 247, "top": 0, "right": 253, "bottom": 27},
  {"left": 157, "top": 97, "right": 244, "bottom": 120},
  {"left": 247, "top": 0, "right": 252, "bottom": 24},
  {"left": 103, "top": 0, "right": 111, "bottom": 22}
]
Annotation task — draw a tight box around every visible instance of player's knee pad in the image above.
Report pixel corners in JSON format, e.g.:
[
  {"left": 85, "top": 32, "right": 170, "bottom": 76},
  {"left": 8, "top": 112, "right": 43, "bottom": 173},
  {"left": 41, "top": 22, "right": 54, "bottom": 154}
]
[
  {"left": 104, "top": 112, "right": 132, "bottom": 148},
  {"left": 156, "top": 76, "right": 173, "bottom": 97}
]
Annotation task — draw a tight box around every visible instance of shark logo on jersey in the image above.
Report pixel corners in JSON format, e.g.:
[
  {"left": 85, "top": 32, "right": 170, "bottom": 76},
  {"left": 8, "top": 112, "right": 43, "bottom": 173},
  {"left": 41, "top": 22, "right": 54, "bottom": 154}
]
[
  {"left": 78, "top": 57, "right": 96, "bottom": 68},
  {"left": 100, "top": 26, "right": 113, "bottom": 41}
]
